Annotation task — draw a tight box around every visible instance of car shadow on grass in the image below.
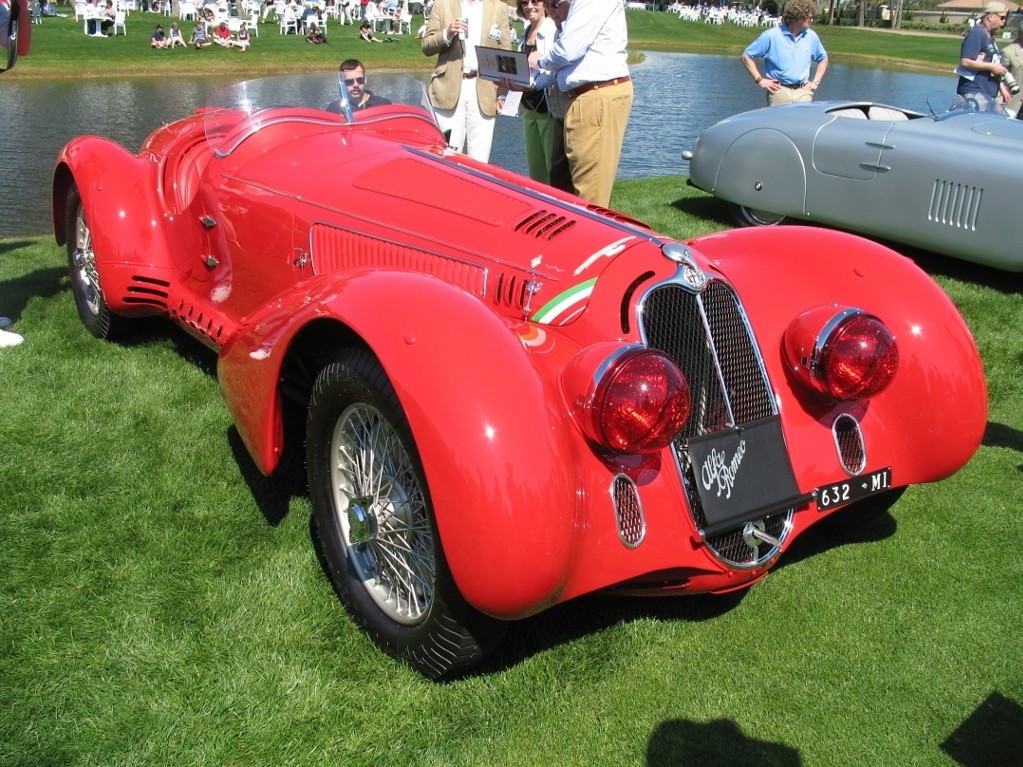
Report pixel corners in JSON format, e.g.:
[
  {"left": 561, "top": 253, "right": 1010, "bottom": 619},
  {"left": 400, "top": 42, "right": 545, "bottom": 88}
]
[
  {"left": 647, "top": 717, "right": 801, "bottom": 767},
  {"left": 668, "top": 194, "right": 734, "bottom": 228}
]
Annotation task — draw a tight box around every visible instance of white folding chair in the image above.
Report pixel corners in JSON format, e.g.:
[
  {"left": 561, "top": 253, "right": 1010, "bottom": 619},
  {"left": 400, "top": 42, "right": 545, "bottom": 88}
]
[
  {"left": 243, "top": 9, "right": 259, "bottom": 36},
  {"left": 397, "top": 2, "right": 411, "bottom": 33},
  {"left": 73, "top": 0, "right": 86, "bottom": 20},
  {"left": 113, "top": 9, "right": 126, "bottom": 33},
  {"left": 179, "top": 0, "right": 196, "bottom": 20},
  {"left": 278, "top": 7, "right": 297, "bottom": 34}
]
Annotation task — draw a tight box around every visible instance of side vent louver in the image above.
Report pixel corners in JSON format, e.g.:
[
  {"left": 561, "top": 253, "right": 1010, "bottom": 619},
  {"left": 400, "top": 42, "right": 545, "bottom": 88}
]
[
  {"left": 928, "top": 179, "right": 982, "bottom": 231},
  {"left": 514, "top": 210, "right": 575, "bottom": 241},
  {"left": 123, "top": 275, "right": 171, "bottom": 309}
]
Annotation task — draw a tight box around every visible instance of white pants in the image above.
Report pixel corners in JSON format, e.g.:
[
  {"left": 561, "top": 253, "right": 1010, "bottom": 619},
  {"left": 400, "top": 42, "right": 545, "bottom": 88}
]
[{"left": 434, "top": 81, "right": 495, "bottom": 163}]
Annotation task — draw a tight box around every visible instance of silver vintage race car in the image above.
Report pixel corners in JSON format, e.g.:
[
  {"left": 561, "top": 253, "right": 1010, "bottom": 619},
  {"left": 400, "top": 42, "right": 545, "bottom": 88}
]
[{"left": 684, "top": 99, "right": 1023, "bottom": 272}]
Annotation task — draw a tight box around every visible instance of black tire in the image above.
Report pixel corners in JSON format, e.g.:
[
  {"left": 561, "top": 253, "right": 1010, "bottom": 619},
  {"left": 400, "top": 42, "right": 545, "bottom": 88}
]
[
  {"left": 306, "top": 349, "right": 505, "bottom": 679},
  {"left": 66, "top": 184, "right": 126, "bottom": 340},
  {"left": 728, "top": 202, "right": 786, "bottom": 228}
]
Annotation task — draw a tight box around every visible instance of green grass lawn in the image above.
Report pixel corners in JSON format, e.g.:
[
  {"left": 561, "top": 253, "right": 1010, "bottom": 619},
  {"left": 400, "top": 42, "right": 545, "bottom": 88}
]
[
  {"left": 10, "top": 7, "right": 963, "bottom": 78},
  {"left": 2, "top": 179, "right": 1021, "bottom": 766}
]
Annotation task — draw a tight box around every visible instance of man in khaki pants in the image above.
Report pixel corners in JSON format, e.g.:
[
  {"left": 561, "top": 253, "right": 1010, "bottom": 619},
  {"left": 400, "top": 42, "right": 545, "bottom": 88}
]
[{"left": 529, "top": 0, "right": 632, "bottom": 208}]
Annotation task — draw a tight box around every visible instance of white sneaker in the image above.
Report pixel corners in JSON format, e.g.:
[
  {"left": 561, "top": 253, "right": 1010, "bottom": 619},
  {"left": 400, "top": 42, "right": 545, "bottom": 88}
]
[{"left": 0, "top": 328, "right": 23, "bottom": 348}]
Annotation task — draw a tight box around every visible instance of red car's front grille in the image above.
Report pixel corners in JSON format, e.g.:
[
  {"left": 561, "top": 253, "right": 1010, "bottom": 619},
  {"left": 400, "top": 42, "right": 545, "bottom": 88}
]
[{"left": 640, "top": 279, "right": 789, "bottom": 568}]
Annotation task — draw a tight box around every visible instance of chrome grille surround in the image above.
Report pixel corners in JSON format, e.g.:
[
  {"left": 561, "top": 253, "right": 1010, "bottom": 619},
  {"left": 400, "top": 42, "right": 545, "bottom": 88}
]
[
  {"left": 833, "top": 413, "right": 866, "bottom": 476},
  {"left": 638, "top": 275, "right": 793, "bottom": 569},
  {"left": 611, "top": 474, "right": 645, "bottom": 548}
]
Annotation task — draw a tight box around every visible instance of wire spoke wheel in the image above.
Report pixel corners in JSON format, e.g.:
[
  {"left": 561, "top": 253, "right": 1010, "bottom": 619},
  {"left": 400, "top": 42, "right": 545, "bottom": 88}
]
[
  {"left": 71, "top": 203, "right": 103, "bottom": 319},
  {"left": 307, "top": 350, "right": 505, "bottom": 678},
  {"left": 65, "top": 184, "right": 123, "bottom": 339},
  {"left": 330, "top": 403, "right": 435, "bottom": 625}
]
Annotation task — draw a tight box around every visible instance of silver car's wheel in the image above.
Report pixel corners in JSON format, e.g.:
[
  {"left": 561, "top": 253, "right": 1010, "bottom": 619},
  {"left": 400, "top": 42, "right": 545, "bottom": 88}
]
[
  {"left": 65, "top": 185, "right": 124, "bottom": 339},
  {"left": 329, "top": 402, "right": 434, "bottom": 625},
  {"left": 307, "top": 349, "right": 505, "bottom": 678},
  {"left": 728, "top": 202, "right": 786, "bottom": 228}
]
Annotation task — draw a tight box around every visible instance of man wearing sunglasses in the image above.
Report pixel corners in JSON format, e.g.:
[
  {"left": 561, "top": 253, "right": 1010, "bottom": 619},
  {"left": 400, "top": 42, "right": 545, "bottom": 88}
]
[
  {"left": 336, "top": 59, "right": 392, "bottom": 112},
  {"left": 957, "top": 1, "right": 1011, "bottom": 112}
]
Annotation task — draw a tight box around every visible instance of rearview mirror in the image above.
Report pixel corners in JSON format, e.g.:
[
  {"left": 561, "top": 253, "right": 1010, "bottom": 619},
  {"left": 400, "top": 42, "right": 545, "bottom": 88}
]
[{"left": 0, "top": 0, "right": 31, "bottom": 73}]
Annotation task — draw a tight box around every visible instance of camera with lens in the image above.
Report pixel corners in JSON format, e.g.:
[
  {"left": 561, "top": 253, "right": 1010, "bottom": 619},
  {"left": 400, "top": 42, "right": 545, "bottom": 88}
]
[{"left": 1002, "top": 70, "right": 1021, "bottom": 95}]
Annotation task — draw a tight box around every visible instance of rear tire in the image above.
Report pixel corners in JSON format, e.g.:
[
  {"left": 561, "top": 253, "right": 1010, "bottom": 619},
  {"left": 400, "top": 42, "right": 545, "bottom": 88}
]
[
  {"left": 306, "top": 349, "right": 504, "bottom": 679},
  {"left": 728, "top": 202, "right": 786, "bottom": 228},
  {"left": 66, "top": 184, "right": 126, "bottom": 340}
]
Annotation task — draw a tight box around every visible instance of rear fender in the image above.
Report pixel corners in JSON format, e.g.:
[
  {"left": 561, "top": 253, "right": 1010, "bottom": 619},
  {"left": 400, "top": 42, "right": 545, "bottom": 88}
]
[
  {"left": 688, "top": 226, "right": 986, "bottom": 489},
  {"left": 52, "top": 138, "right": 175, "bottom": 306},
  {"left": 218, "top": 270, "right": 582, "bottom": 618}
]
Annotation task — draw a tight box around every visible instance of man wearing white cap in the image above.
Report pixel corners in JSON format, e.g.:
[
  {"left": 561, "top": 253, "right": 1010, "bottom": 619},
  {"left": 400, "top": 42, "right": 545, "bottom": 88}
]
[{"left": 957, "top": 1, "right": 1011, "bottom": 111}]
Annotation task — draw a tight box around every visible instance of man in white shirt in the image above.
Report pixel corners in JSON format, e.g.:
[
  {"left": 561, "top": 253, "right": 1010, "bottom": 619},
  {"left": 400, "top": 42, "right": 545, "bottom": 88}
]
[{"left": 530, "top": 0, "right": 632, "bottom": 207}]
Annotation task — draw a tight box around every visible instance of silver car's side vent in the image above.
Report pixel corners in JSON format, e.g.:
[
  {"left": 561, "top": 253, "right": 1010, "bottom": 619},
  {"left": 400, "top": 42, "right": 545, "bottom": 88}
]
[
  {"left": 833, "top": 414, "right": 866, "bottom": 475},
  {"left": 928, "top": 179, "right": 982, "bottom": 231},
  {"left": 514, "top": 210, "right": 575, "bottom": 241}
]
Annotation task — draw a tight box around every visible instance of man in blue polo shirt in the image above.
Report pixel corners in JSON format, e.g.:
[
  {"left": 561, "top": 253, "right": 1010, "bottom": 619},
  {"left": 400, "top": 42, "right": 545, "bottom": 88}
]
[
  {"left": 741, "top": 0, "right": 828, "bottom": 107},
  {"left": 956, "top": 1, "right": 1010, "bottom": 112}
]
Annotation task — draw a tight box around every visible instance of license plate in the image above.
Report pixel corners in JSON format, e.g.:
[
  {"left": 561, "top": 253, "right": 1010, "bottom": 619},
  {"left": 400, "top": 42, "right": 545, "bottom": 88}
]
[{"left": 816, "top": 467, "right": 893, "bottom": 510}]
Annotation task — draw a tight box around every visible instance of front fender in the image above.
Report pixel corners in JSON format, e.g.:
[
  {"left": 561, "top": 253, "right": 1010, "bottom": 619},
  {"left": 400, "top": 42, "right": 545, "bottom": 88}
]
[
  {"left": 218, "top": 271, "right": 582, "bottom": 619},
  {"left": 689, "top": 226, "right": 987, "bottom": 490}
]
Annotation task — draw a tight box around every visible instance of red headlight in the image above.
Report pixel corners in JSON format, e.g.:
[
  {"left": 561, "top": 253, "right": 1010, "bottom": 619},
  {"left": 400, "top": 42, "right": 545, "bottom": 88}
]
[
  {"left": 784, "top": 307, "right": 899, "bottom": 401},
  {"left": 563, "top": 344, "right": 691, "bottom": 454}
]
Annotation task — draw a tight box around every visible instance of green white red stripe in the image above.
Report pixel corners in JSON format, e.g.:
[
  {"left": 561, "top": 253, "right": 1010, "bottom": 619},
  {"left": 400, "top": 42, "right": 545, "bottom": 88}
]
[{"left": 531, "top": 278, "right": 597, "bottom": 326}]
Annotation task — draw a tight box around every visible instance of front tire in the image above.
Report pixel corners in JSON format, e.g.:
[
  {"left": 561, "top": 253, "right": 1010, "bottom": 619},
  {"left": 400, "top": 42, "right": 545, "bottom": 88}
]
[
  {"left": 306, "top": 349, "right": 504, "bottom": 679},
  {"left": 66, "top": 185, "right": 126, "bottom": 340},
  {"left": 728, "top": 202, "right": 786, "bottom": 228}
]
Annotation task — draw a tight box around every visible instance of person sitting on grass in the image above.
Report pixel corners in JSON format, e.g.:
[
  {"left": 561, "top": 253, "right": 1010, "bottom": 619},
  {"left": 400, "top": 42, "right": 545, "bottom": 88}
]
[
  {"left": 234, "top": 23, "right": 251, "bottom": 51},
  {"left": 151, "top": 23, "right": 167, "bottom": 48},
  {"left": 213, "top": 20, "right": 233, "bottom": 47},
  {"left": 359, "top": 19, "right": 382, "bottom": 42},
  {"left": 306, "top": 20, "right": 327, "bottom": 43},
  {"left": 167, "top": 22, "right": 186, "bottom": 47},
  {"left": 190, "top": 20, "right": 211, "bottom": 48}
]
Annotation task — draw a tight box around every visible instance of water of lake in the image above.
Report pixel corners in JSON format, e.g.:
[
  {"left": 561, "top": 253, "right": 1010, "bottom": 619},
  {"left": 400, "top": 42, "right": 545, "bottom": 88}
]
[{"left": 0, "top": 51, "right": 956, "bottom": 239}]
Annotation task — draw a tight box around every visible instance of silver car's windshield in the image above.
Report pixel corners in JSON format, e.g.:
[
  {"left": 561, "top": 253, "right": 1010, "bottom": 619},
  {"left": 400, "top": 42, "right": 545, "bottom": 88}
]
[
  {"left": 927, "top": 91, "right": 1021, "bottom": 121},
  {"left": 203, "top": 73, "right": 437, "bottom": 157}
]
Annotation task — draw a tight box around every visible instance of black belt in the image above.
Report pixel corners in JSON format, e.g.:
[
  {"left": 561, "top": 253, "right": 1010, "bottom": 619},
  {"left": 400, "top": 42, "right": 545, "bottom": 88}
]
[
  {"left": 780, "top": 82, "right": 806, "bottom": 89},
  {"left": 463, "top": 71, "right": 478, "bottom": 79},
  {"left": 567, "top": 75, "right": 631, "bottom": 99}
]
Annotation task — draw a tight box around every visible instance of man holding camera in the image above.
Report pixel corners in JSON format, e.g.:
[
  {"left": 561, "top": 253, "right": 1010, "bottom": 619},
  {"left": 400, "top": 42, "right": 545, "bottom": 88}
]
[{"left": 957, "top": 1, "right": 1012, "bottom": 112}]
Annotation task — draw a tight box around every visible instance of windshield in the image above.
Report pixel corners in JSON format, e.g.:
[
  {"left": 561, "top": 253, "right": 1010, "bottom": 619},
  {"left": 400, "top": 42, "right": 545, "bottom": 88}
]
[
  {"left": 927, "top": 91, "right": 1021, "bottom": 121},
  {"left": 203, "top": 73, "right": 437, "bottom": 157}
]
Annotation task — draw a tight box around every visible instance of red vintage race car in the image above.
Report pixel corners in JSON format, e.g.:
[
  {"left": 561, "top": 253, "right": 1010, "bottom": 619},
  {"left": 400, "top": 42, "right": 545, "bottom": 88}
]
[{"left": 52, "top": 74, "right": 987, "bottom": 679}]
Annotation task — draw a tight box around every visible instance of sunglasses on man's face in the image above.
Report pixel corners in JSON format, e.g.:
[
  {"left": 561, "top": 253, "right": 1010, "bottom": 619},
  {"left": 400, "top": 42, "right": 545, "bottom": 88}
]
[{"left": 344, "top": 76, "right": 366, "bottom": 86}]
